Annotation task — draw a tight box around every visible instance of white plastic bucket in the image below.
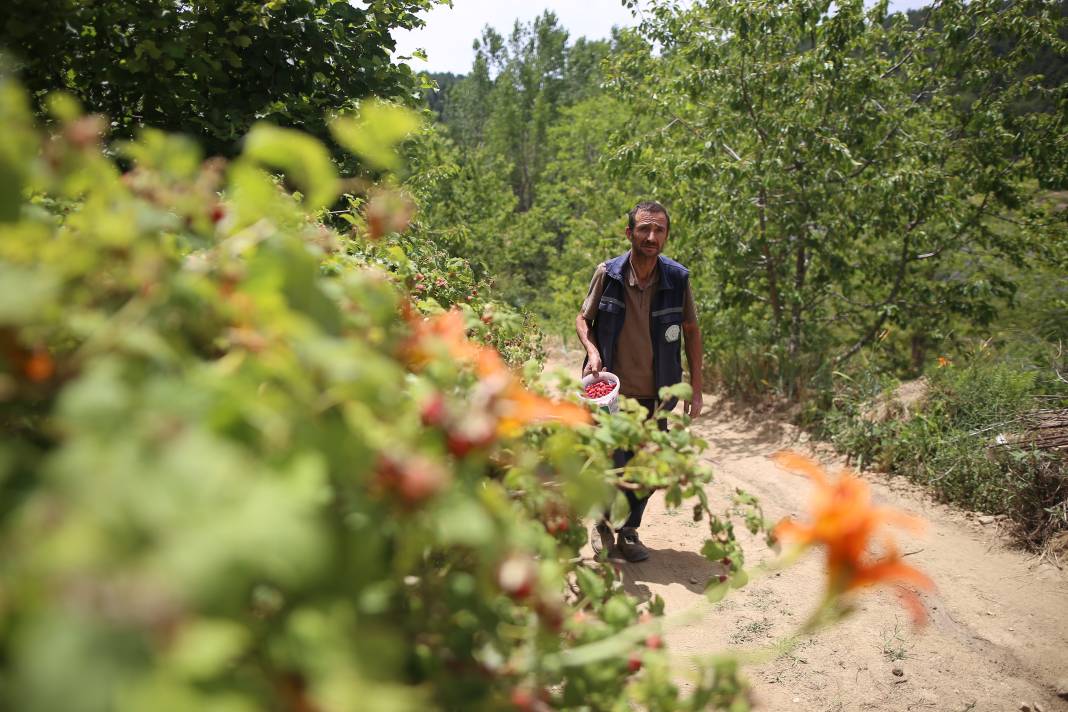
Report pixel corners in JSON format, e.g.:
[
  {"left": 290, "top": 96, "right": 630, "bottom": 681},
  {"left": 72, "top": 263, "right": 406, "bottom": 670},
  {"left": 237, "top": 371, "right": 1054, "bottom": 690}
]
[{"left": 580, "top": 371, "right": 621, "bottom": 413}]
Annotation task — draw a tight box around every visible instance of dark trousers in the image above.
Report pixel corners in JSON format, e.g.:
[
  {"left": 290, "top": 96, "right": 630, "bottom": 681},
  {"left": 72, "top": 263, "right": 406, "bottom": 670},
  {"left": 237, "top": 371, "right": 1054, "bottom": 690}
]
[{"left": 612, "top": 397, "right": 668, "bottom": 530}]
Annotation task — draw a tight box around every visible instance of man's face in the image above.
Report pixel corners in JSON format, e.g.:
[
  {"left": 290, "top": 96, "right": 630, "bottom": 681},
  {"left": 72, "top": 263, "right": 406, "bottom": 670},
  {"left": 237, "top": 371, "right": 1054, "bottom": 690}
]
[{"left": 626, "top": 209, "right": 669, "bottom": 258}]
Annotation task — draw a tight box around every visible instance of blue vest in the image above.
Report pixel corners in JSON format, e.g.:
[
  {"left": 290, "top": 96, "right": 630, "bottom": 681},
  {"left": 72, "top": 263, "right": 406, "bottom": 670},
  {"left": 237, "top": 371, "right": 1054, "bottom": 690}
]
[{"left": 590, "top": 252, "right": 689, "bottom": 412}]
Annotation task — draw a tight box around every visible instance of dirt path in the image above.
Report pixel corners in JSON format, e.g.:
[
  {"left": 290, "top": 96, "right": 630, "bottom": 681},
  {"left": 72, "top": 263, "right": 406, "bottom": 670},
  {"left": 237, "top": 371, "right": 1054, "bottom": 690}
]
[{"left": 547, "top": 344, "right": 1068, "bottom": 711}]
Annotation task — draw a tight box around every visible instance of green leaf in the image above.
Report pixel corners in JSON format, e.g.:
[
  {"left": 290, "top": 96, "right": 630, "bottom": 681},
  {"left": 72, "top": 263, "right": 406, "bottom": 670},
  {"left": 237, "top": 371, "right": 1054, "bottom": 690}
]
[
  {"left": 330, "top": 101, "right": 422, "bottom": 172},
  {"left": 659, "top": 382, "right": 692, "bottom": 401},
  {"left": 242, "top": 123, "right": 338, "bottom": 209},
  {"left": 120, "top": 129, "right": 202, "bottom": 179},
  {"left": 575, "top": 566, "right": 606, "bottom": 601},
  {"left": 602, "top": 594, "right": 635, "bottom": 629},
  {"left": 701, "top": 539, "right": 727, "bottom": 562},
  {"left": 706, "top": 581, "right": 730, "bottom": 603},
  {"left": 45, "top": 92, "right": 82, "bottom": 122},
  {"left": 433, "top": 496, "right": 493, "bottom": 546},
  {"left": 730, "top": 568, "right": 749, "bottom": 589},
  {"left": 0, "top": 265, "right": 59, "bottom": 324},
  {"left": 168, "top": 620, "right": 250, "bottom": 680}
]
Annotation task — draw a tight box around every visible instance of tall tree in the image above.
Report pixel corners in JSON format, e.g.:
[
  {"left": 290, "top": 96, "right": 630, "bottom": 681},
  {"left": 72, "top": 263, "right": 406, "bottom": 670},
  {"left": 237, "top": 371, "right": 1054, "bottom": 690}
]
[
  {"left": 425, "top": 13, "right": 633, "bottom": 311},
  {"left": 444, "top": 50, "right": 494, "bottom": 150},
  {"left": 0, "top": 0, "right": 442, "bottom": 156},
  {"left": 447, "top": 12, "right": 571, "bottom": 211}
]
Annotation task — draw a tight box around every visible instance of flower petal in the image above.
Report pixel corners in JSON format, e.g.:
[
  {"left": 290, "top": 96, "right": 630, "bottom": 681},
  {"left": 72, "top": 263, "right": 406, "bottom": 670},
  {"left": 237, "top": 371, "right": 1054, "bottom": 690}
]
[{"left": 771, "top": 450, "right": 828, "bottom": 485}]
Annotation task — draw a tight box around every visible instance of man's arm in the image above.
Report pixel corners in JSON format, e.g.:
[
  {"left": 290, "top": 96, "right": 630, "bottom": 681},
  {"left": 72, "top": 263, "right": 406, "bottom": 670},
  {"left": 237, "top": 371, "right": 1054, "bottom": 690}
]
[
  {"left": 576, "top": 314, "right": 602, "bottom": 375},
  {"left": 577, "top": 265, "right": 606, "bottom": 375},
  {"left": 680, "top": 281, "right": 703, "bottom": 417},
  {"left": 682, "top": 319, "right": 703, "bottom": 417}
]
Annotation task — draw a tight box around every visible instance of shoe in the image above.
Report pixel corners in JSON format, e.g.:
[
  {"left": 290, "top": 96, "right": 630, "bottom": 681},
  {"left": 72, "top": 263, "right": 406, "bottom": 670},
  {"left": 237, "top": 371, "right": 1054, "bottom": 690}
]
[
  {"left": 591, "top": 520, "right": 616, "bottom": 557},
  {"left": 616, "top": 527, "right": 650, "bottom": 562}
]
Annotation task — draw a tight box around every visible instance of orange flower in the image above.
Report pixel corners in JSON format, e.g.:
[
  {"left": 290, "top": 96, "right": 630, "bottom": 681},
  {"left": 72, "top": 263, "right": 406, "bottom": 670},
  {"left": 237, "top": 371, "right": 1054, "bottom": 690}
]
[
  {"left": 403, "top": 308, "right": 482, "bottom": 366},
  {"left": 406, "top": 309, "right": 592, "bottom": 438},
  {"left": 471, "top": 331, "right": 590, "bottom": 436},
  {"left": 937, "top": 356, "right": 952, "bottom": 368},
  {"left": 493, "top": 379, "right": 592, "bottom": 437},
  {"left": 772, "top": 451, "right": 933, "bottom": 624}
]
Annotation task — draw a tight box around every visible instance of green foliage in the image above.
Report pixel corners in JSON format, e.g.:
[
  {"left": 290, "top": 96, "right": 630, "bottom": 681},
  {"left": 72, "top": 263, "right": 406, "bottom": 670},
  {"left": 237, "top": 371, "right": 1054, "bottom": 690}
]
[
  {"left": 332, "top": 103, "right": 423, "bottom": 173},
  {"left": 0, "top": 0, "right": 444, "bottom": 156},
  {"left": 0, "top": 75, "right": 772, "bottom": 711},
  {"left": 403, "top": 125, "right": 517, "bottom": 260},
  {"left": 526, "top": 95, "right": 647, "bottom": 321},
  {"left": 448, "top": 11, "right": 575, "bottom": 211},
  {"left": 417, "top": 3, "right": 1067, "bottom": 410},
  {"left": 419, "top": 21, "right": 643, "bottom": 318},
  {"left": 608, "top": 0, "right": 1068, "bottom": 397},
  {"left": 815, "top": 349, "right": 1068, "bottom": 546}
]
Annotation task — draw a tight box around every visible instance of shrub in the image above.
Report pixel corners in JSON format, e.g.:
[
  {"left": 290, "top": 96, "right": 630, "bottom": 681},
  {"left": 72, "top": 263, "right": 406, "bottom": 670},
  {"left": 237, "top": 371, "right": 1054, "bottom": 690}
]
[
  {"left": 0, "top": 76, "right": 774, "bottom": 711},
  {"left": 815, "top": 349, "right": 1068, "bottom": 546}
]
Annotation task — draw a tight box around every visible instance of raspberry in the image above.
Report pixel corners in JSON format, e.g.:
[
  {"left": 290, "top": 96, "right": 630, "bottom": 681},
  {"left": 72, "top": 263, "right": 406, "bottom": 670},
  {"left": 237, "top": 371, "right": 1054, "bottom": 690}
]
[{"left": 583, "top": 380, "right": 615, "bottom": 399}]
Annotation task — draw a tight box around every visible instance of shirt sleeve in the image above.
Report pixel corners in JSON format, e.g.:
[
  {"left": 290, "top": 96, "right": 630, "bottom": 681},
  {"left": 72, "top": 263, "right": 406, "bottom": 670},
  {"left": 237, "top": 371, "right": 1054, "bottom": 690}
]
[
  {"left": 683, "top": 282, "right": 698, "bottom": 324},
  {"left": 580, "top": 263, "right": 608, "bottom": 321}
]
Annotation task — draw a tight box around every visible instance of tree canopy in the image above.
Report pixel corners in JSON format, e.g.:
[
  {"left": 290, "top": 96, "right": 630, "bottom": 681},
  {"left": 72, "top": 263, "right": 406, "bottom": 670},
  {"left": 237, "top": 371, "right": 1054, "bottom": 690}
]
[{"left": 0, "top": 0, "right": 442, "bottom": 156}]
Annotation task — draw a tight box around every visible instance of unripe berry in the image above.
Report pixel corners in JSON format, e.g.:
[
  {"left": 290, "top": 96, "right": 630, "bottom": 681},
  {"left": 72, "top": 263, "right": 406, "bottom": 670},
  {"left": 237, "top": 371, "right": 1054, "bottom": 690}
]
[
  {"left": 375, "top": 455, "right": 449, "bottom": 506},
  {"left": 24, "top": 349, "right": 55, "bottom": 383},
  {"left": 497, "top": 554, "right": 537, "bottom": 600},
  {"left": 509, "top": 688, "right": 535, "bottom": 711},
  {"left": 419, "top": 393, "right": 447, "bottom": 428},
  {"left": 446, "top": 417, "right": 495, "bottom": 457}
]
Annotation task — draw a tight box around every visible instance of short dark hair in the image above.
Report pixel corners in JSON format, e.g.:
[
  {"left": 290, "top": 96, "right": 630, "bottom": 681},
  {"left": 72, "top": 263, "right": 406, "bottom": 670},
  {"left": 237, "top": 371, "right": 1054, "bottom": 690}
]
[{"left": 628, "top": 200, "right": 670, "bottom": 233}]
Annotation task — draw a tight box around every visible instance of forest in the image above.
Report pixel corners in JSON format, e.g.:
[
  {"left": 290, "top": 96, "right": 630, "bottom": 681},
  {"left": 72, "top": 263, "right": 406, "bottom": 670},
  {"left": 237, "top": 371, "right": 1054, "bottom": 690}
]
[
  {"left": 415, "top": 0, "right": 1068, "bottom": 538},
  {"left": 0, "top": 0, "right": 1066, "bottom": 710}
]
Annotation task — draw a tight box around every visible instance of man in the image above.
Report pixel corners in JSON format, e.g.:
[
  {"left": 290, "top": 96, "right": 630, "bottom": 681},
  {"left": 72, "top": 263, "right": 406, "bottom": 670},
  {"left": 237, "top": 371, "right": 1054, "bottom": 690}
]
[{"left": 575, "top": 200, "right": 703, "bottom": 562}]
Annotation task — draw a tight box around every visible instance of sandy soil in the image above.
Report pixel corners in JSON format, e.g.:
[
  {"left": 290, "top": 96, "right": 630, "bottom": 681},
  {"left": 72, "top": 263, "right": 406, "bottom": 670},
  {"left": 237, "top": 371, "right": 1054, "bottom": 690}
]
[{"left": 549, "top": 345, "right": 1068, "bottom": 711}]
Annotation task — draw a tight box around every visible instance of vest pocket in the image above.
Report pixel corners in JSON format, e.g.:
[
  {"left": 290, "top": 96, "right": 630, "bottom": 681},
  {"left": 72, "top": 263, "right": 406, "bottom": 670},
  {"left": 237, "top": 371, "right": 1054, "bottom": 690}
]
[
  {"left": 598, "top": 295, "right": 625, "bottom": 314},
  {"left": 651, "top": 306, "right": 684, "bottom": 319},
  {"left": 654, "top": 309, "right": 683, "bottom": 344}
]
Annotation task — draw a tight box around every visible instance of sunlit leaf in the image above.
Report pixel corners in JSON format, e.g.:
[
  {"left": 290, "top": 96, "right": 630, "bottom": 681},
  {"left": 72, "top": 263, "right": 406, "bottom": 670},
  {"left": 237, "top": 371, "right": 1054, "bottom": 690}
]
[
  {"left": 330, "top": 100, "right": 422, "bottom": 171},
  {"left": 243, "top": 123, "right": 338, "bottom": 209}
]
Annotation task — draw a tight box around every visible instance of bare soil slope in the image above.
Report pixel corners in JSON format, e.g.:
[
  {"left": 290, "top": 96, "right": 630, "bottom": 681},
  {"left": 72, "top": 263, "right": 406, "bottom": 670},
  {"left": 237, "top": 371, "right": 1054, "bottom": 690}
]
[{"left": 548, "top": 344, "right": 1068, "bottom": 711}]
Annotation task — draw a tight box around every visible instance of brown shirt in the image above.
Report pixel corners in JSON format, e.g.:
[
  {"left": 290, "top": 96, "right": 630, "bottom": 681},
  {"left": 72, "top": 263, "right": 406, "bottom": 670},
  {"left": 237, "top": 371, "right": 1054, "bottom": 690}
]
[{"left": 580, "top": 257, "right": 697, "bottom": 399}]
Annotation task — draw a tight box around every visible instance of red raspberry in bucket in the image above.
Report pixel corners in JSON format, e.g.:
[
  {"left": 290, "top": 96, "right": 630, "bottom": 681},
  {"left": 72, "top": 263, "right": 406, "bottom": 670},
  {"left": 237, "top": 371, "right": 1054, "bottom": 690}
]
[{"left": 583, "top": 380, "right": 614, "bottom": 398}]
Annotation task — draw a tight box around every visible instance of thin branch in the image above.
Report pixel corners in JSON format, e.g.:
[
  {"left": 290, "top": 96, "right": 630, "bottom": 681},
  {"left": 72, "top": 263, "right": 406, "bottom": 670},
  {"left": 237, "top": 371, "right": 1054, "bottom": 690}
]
[
  {"left": 722, "top": 142, "right": 743, "bottom": 162},
  {"left": 880, "top": 49, "right": 914, "bottom": 80},
  {"left": 833, "top": 215, "right": 925, "bottom": 366}
]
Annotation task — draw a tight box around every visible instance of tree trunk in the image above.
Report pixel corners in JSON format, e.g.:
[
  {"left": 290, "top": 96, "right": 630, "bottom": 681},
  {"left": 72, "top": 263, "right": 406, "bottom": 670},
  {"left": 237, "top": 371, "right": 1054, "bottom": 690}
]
[
  {"left": 788, "top": 238, "right": 806, "bottom": 360},
  {"left": 758, "top": 186, "right": 783, "bottom": 332},
  {"left": 910, "top": 332, "right": 927, "bottom": 374}
]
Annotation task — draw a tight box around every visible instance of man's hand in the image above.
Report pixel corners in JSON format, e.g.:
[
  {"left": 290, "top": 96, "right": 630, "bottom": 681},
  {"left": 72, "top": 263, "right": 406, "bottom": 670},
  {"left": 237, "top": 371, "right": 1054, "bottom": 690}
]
[
  {"left": 576, "top": 313, "right": 602, "bottom": 377},
  {"left": 685, "top": 391, "right": 703, "bottom": 419},
  {"left": 583, "top": 350, "right": 603, "bottom": 376}
]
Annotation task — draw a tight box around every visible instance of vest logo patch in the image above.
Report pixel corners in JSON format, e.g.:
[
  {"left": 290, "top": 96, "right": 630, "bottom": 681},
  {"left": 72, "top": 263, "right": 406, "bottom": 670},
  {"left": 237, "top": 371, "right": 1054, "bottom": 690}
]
[{"left": 665, "top": 324, "right": 681, "bottom": 343}]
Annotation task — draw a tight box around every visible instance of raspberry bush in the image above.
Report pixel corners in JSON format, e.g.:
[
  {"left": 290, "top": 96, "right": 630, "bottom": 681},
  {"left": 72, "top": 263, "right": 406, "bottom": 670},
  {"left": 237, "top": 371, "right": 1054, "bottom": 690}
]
[{"left": 0, "top": 76, "right": 770, "bottom": 711}]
